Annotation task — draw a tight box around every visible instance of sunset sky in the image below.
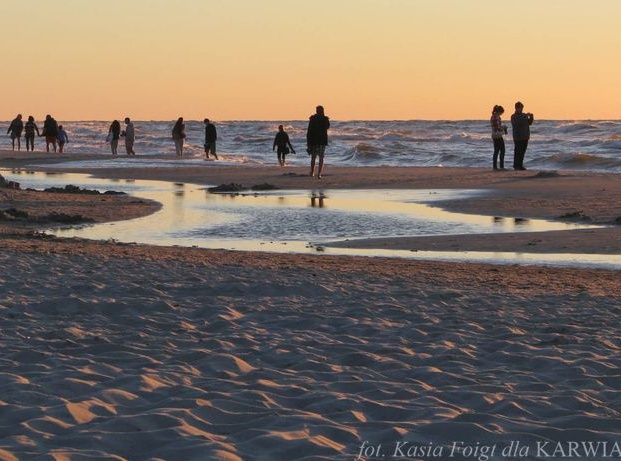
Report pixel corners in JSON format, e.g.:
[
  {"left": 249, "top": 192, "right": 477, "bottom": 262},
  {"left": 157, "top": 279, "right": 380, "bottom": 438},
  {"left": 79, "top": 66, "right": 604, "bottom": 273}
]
[{"left": 1, "top": 0, "right": 619, "bottom": 121}]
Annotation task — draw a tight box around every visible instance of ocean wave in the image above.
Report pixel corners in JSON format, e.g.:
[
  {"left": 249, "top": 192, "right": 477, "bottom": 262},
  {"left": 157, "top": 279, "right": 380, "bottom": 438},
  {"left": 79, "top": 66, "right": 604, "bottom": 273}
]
[
  {"left": 6, "top": 119, "right": 621, "bottom": 173},
  {"left": 542, "top": 151, "right": 621, "bottom": 169},
  {"left": 555, "top": 122, "right": 602, "bottom": 132}
]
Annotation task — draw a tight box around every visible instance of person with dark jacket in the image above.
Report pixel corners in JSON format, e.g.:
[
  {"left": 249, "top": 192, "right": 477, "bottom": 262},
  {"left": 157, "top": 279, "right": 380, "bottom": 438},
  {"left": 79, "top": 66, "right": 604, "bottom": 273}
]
[
  {"left": 42, "top": 114, "right": 59, "bottom": 153},
  {"left": 511, "top": 101, "right": 534, "bottom": 170},
  {"left": 24, "top": 115, "right": 40, "bottom": 151},
  {"left": 7, "top": 114, "right": 24, "bottom": 151},
  {"left": 306, "top": 105, "right": 330, "bottom": 178},
  {"left": 203, "top": 118, "right": 218, "bottom": 160},
  {"left": 273, "top": 124, "right": 295, "bottom": 166}
]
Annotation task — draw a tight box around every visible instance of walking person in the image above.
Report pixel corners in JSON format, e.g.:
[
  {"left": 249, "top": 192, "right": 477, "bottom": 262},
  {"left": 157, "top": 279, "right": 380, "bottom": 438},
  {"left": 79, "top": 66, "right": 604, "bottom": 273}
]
[
  {"left": 203, "top": 118, "right": 218, "bottom": 160},
  {"left": 57, "top": 125, "right": 69, "bottom": 153},
  {"left": 122, "top": 117, "right": 136, "bottom": 155},
  {"left": 490, "top": 105, "right": 507, "bottom": 170},
  {"left": 273, "top": 124, "right": 295, "bottom": 166},
  {"left": 41, "top": 114, "right": 59, "bottom": 153},
  {"left": 24, "top": 116, "right": 40, "bottom": 151},
  {"left": 306, "top": 105, "right": 330, "bottom": 178},
  {"left": 7, "top": 114, "right": 24, "bottom": 151},
  {"left": 511, "top": 101, "right": 534, "bottom": 170},
  {"left": 108, "top": 120, "right": 121, "bottom": 155},
  {"left": 172, "top": 117, "right": 186, "bottom": 158}
]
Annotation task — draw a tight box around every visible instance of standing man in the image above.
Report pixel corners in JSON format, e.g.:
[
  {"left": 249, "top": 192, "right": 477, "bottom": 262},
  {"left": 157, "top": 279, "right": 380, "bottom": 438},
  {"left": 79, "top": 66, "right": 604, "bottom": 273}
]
[
  {"left": 203, "top": 118, "right": 218, "bottom": 160},
  {"left": 511, "top": 101, "right": 534, "bottom": 171},
  {"left": 7, "top": 114, "right": 24, "bottom": 151},
  {"left": 123, "top": 117, "right": 136, "bottom": 156},
  {"left": 306, "top": 105, "right": 330, "bottom": 178}
]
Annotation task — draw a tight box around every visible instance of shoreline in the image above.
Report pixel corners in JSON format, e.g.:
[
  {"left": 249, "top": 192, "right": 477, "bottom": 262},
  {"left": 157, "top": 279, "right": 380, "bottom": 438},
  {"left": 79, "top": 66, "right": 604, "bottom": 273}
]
[{"left": 2, "top": 150, "right": 621, "bottom": 256}]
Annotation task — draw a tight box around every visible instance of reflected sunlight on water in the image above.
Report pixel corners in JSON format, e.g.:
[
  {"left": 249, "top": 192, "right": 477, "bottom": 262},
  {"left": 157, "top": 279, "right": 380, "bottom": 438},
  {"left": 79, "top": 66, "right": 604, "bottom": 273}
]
[{"left": 3, "top": 169, "right": 619, "bottom": 269}]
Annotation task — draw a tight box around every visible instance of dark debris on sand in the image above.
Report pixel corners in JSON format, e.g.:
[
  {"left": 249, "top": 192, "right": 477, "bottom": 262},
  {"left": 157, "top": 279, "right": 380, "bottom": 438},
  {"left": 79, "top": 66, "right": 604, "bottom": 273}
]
[
  {"left": 207, "top": 183, "right": 279, "bottom": 193},
  {"left": 0, "top": 207, "right": 94, "bottom": 224},
  {"left": 42, "top": 185, "right": 126, "bottom": 195}
]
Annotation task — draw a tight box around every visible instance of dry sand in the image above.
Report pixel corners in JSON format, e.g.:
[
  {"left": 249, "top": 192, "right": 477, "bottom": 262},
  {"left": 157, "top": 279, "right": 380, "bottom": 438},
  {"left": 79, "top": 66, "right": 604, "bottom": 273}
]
[{"left": 1, "top": 151, "right": 621, "bottom": 460}]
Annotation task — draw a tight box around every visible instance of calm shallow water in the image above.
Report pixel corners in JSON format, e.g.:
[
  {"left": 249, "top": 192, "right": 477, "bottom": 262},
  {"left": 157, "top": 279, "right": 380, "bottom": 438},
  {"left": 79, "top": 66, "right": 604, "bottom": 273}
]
[{"left": 3, "top": 169, "right": 620, "bottom": 269}]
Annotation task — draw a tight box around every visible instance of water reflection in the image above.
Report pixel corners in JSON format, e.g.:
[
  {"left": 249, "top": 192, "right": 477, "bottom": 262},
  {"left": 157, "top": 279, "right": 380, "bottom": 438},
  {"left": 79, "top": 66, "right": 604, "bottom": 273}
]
[
  {"left": 310, "top": 192, "right": 326, "bottom": 208},
  {"left": 2, "top": 169, "right": 617, "bottom": 269}
]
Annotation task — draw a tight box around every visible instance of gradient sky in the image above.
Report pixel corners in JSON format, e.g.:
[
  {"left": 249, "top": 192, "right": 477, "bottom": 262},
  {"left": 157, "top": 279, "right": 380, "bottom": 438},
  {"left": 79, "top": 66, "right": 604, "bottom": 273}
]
[{"left": 1, "top": 0, "right": 619, "bottom": 121}]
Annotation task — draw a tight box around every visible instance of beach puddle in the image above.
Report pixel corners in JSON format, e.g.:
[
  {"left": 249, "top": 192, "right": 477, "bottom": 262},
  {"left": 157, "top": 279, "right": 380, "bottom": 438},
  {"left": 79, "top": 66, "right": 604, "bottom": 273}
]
[{"left": 3, "top": 169, "right": 619, "bottom": 269}]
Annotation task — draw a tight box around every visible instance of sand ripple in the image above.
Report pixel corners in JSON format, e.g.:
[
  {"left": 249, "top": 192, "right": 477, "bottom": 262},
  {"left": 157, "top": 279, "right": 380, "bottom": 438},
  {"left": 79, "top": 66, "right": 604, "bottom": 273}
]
[{"left": 1, "top": 250, "right": 621, "bottom": 460}]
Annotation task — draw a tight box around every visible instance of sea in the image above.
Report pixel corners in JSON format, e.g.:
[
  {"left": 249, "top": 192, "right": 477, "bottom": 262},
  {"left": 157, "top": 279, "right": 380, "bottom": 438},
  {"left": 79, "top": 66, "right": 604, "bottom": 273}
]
[{"left": 5, "top": 119, "right": 621, "bottom": 171}]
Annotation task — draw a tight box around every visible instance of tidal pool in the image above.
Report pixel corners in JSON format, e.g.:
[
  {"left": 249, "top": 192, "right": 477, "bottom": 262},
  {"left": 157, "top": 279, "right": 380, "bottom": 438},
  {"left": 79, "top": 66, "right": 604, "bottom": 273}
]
[{"left": 3, "top": 169, "right": 619, "bottom": 269}]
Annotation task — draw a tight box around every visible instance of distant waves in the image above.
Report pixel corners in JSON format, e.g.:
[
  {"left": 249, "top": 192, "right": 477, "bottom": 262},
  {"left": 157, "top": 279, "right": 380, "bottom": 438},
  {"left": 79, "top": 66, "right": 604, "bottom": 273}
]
[{"left": 5, "top": 119, "right": 621, "bottom": 172}]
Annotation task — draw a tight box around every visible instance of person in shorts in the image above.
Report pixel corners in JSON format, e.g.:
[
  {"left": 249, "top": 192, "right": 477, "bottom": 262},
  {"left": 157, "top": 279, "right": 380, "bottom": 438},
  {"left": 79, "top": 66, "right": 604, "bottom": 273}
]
[
  {"left": 7, "top": 114, "right": 24, "bottom": 151},
  {"left": 306, "top": 105, "right": 330, "bottom": 178},
  {"left": 57, "top": 125, "right": 69, "bottom": 153}
]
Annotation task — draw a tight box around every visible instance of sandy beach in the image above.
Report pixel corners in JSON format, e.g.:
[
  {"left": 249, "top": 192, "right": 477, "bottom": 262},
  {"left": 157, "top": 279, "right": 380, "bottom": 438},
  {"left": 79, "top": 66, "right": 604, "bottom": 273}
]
[{"left": 1, "top": 150, "right": 621, "bottom": 460}]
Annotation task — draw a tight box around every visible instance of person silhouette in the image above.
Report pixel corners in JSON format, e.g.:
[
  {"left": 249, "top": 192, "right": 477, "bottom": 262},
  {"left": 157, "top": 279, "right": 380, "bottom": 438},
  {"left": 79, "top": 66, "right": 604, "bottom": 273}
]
[
  {"left": 273, "top": 124, "right": 295, "bottom": 166},
  {"left": 490, "top": 105, "right": 507, "bottom": 170},
  {"left": 7, "top": 114, "right": 24, "bottom": 151},
  {"left": 123, "top": 117, "right": 136, "bottom": 155},
  {"left": 24, "top": 116, "right": 40, "bottom": 151},
  {"left": 108, "top": 120, "right": 121, "bottom": 155},
  {"left": 42, "top": 114, "right": 59, "bottom": 153},
  {"left": 172, "top": 117, "right": 186, "bottom": 158},
  {"left": 57, "top": 125, "right": 69, "bottom": 153},
  {"left": 306, "top": 105, "right": 330, "bottom": 178},
  {"left": 203, "top": 118, "right": 218, "bottom": 160},
  {"left": 511, "top": 101, "right": 534, "bottom": 170}
]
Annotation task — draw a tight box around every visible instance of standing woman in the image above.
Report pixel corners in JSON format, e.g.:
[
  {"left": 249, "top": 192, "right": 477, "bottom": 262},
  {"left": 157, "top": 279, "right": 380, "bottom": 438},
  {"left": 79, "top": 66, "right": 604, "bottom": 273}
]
[
  {"left": 24, "top": 116, "right": 40, "bottom": 151},
  {"left": 172, "top": 117, "right": 186, "bottom": 158},
  {"left": 108, "top": 120, "right": 121, "bottom": 155},
  {"left": 57, "top": 125, "right": 69, "bottom": 153},
  {"left": 490, "top": 105, "right": 507, "bottom": 171}
]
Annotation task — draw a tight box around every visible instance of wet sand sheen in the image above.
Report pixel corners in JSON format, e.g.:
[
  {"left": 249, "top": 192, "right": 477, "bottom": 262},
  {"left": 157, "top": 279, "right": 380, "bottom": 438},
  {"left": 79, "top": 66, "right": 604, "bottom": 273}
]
[{"left": 1, "top": 169, "right": 610, "bottom": 267}]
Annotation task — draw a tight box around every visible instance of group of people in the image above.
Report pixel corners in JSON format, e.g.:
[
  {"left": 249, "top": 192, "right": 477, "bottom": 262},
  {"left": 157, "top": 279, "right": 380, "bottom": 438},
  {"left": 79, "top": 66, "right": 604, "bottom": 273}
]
[
  {"left": 8, "top": 103, "right": 538, "bottom": 178},
  {"left": 6, "top": 114, "right": 69, "bottom": 153},
  {"left": 3, "top": 105, "right": 331, "bottom": 178},
  {"left": 107, "top": 118, "right": 136, "bottom": 156},
  {"left": 167, "top": 105, "right": 331, "bottom": 178},
  {"left": 272, "top": 105, "right": 331, "bottom": 177},
  {"left": 169, "top": 117, "right": 218, "bottom": 160},
  {"left": 490, "top": 101, "right": 534, "bottom": 171}
]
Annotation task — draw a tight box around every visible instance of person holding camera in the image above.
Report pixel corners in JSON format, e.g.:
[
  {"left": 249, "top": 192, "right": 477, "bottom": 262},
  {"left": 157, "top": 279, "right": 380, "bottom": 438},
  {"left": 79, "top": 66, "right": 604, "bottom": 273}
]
[
  {"left": 510, "top": 101, "right": 534, "bottom": 170},
  {"left": 490, "top": 105, "right": 508, "bottom": 170}
]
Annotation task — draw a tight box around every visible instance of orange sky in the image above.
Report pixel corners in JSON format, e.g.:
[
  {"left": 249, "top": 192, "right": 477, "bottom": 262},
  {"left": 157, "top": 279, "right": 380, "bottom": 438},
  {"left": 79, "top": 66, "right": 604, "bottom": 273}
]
[{"left": 1, "top": 0, "right": 620, "bottom": 121}]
